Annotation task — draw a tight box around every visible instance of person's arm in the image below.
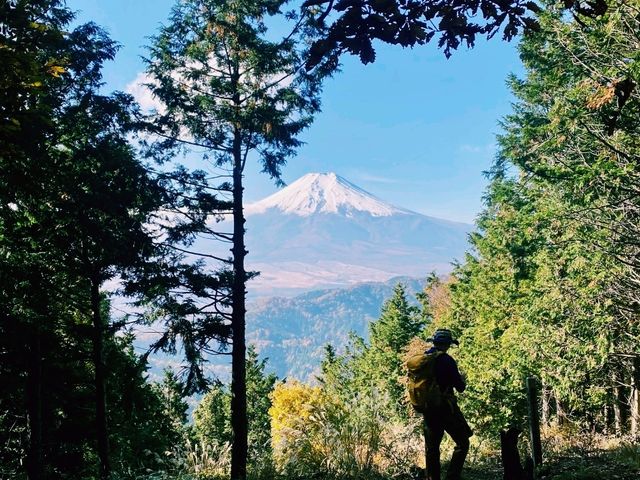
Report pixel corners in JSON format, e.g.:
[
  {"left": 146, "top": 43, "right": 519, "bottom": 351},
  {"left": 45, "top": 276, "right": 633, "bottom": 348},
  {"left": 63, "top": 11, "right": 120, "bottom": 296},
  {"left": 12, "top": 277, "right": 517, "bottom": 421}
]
[
  {"left": 452, "top": 361, "right": 466, "bottom": 393},
  {"left": 438, "top": 354, "right": 466, "bottom": 393}
]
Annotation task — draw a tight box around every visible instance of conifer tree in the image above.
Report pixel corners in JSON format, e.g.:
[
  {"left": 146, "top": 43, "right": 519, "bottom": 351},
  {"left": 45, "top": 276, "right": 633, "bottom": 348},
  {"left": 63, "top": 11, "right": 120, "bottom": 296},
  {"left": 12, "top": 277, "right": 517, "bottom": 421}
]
[
  {"left": 321, "top": 283, "right": 426, "bottom": 418},
  {"left": 370, "top": 283, "right": 423, "bottom": 352},
  {"left": 0, "top": 1, "right": 235, "bottom": 476},
  {"left": 156, "top": 369, "right": 190, "bottom": 437},
  {"left": 50, "top": 90, "right": 171, "bottom": 478},
  {"left": 245, "top": 345, "right": 277, "bottom": 467},
  {"left": 145, "top": 1, "right": 333, "bottom": 476},
  {"left": 193, "top": 381, "right": 232, "bottom": 446},
  {"left": 434, "top": 1, "right": 640, "bottom": 436},
  {"left": 0, "top": 2, "right": 152, "bottom": 476}
]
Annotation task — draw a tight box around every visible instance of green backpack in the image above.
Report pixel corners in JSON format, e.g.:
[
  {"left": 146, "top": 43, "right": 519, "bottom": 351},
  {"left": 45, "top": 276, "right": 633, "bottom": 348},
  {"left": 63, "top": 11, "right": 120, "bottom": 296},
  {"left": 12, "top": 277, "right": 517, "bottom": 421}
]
[{"left": 406, "top": 351, "right": 444, "bottom": 413}]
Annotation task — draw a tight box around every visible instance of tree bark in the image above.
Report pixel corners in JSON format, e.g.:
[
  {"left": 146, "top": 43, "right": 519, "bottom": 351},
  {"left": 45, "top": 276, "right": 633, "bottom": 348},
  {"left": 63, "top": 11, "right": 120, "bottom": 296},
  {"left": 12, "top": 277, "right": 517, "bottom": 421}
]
[
  {"left": 526, "top": 377, "right": 542, "bottom": 469},
  {"left": 631, "top": 355, "right": 640, "bottom": 438},
  {"left": 230, "top": 128, "right": 247, "bottom": 480},
  {"left": 26, "top": 331, "right": 43, "bottom": 480},
  {"left": 500, "top": 428, "right": 524, "bottom": 480},
  {"left": 541, "top": 384, "right": 550, "bottom": 428},
  {"left": 613, "top": 365, "right": 626, "bottom": 436},
  {"left": 555, "top": 394, "right": 567, "bottom": 427},
  {"left": 91, "top": 279, "right": 110, "bottom": 479}
]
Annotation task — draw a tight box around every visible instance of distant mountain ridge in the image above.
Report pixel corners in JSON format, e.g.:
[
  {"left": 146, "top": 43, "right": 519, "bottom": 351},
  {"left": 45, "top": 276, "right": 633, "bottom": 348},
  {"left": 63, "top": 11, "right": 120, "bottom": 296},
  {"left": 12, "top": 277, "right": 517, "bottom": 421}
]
[
  {"left": 143, "top": 277, "right": 426, "bottom": 382},
  {"left": 246, "top": 276, "right": 425, "bottom": 379},
  {"left": 145, "top": 173, "right": 470, "bottom": 380}
]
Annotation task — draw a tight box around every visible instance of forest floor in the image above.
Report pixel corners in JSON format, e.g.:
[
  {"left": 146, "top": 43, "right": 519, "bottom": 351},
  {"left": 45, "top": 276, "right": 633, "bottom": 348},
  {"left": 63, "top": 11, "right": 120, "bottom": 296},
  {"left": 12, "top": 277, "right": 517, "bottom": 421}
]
[{"left": 459, "top": 440, "right": 640, "bottom": 480}]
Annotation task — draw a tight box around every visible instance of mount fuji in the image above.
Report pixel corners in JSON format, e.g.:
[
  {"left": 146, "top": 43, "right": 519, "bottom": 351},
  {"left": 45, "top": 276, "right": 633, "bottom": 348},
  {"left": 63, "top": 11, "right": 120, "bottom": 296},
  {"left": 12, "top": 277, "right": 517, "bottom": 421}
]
[
  {"left": 234, "top": 172, "right": 471, "bottom": 296},
  {"left": 245, "top": 172, "right": 414, "bottom": 217},
  {"left": 144, "top": 174, "right": 473, "bottom": 379}
]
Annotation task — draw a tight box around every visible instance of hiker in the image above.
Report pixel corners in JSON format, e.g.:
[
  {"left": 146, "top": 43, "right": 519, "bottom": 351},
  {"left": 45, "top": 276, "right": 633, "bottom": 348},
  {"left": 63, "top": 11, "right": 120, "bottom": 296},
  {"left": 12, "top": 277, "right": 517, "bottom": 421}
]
[{"left": 408, "top": 329, "right": 473, "bottom": 480}]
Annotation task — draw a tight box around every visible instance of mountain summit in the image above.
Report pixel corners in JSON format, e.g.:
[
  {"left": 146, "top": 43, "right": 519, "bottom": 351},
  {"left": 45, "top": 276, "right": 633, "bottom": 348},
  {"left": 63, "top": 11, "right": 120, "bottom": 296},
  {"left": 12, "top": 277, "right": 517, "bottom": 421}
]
[
  {"left": 245, "top": 172, "right": 413, "bottom": 217},
  {"left": 204, "top": 172, "right": 471, "bottom": 296},
  {"left": 240, "top": 173, "right": 471, "bottom": 295}
]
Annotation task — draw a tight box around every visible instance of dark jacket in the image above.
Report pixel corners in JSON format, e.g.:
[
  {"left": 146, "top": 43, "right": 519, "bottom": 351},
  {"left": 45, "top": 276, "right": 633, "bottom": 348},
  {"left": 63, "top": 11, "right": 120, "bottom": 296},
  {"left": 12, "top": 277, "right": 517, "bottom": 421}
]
[{"left": 426, "top": 347, "right": 466, "bottom": 394}]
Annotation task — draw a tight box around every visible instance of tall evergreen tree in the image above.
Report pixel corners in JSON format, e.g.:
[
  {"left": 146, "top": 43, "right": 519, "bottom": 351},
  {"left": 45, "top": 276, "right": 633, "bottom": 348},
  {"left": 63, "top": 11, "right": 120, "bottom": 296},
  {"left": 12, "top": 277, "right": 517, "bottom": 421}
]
[
  {"left": 245, "top": 345, "right": 277, "bottom": 467},
  {"left": 321, "top": 283, "right": 427, "bottom": 418},
  {"left": 49, "top": 90, "right": 171, "bottom": 479},
  {"left": 1, "top": 2, "right": 221, "bottom": 476},
  {"left": 144, "top": 1, "right": 333, "bottom": 477},
  {"left": 497, "top": 0, "right": 640, "bottom": 430},
  {"left": 194, "top": 381, "right": 232, "bottom": 446},
  {"left": 155, "top": 369, "right": 190, "bottom": 436},
  {"left": 0, "top": 2, "right": 132, "bottom": 477},
  {"left": 370, "top": 283, "right": 424, "bottom": 352}
]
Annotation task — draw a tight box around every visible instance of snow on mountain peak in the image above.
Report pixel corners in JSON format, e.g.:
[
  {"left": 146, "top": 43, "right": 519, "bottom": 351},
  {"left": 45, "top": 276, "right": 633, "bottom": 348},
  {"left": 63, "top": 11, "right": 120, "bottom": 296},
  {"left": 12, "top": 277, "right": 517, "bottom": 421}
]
[{"left": 245, "top": 172, "right": 414, "bottom": 217}]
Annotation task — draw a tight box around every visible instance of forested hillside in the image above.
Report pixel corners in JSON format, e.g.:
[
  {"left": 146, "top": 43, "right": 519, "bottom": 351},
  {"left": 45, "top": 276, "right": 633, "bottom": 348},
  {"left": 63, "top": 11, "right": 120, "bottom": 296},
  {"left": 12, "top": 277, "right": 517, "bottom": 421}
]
[
  {"left": 0, "top": 1, "right": 221, "bottom": 477},
  {"left": 441, "top": 4, "right": 640, "bottom": 437},
  {"left": 246, "top": 277, "right": 425, "bottom": 379}
]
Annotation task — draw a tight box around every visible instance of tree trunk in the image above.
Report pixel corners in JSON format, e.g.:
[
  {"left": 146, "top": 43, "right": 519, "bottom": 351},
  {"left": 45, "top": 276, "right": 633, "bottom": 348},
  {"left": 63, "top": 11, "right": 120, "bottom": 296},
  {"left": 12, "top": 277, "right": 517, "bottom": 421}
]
[
  {"left": 526, "top": 377, "right": 542, "bottom": 469},
  {"left": 603, "top": 404, "right": 610, "bottom": 435},
  {"left": 91, "top": 279, "right": 110, "bottom": 479},
  {"left": 500, "top": 428, "right": 525, "bottom": 480},
  {"left": 613, "top": 365, "right": 626, "bottom": 436},
  {"left": 541, "top": 384, "right": 550, "bottom": 428},
  {"left": 555, "top": 394, "right": 567, "bottom": 426},
  {"left": 230, "top": 130, "right": 247, "bottom": 480},
  {"left": 26, "top": 331, "right": 43, "bottom": 480},
  {"left": 631, "top": 355, "right": 640, "bottom": 438}
]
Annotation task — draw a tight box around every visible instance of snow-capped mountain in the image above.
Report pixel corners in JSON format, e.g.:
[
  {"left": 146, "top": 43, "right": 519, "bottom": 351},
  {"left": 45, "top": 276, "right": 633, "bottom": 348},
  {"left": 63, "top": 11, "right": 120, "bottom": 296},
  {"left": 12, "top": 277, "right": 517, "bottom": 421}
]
[
  {"left": 207, "top": 172, "right": 471, "bottom": 296},
  {"left": 145, "top": 175, "right": 472, "bottom": 379},
  {"left": 245, "top": 172, "right": 413, "bottom": 217}
]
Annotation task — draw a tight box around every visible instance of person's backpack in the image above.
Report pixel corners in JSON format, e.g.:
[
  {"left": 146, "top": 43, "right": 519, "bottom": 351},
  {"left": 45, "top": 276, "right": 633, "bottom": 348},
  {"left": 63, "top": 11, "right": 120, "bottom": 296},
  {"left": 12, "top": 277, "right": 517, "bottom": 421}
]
[{"left": 406, "top": 351, "right": 444, "bottom": 413}]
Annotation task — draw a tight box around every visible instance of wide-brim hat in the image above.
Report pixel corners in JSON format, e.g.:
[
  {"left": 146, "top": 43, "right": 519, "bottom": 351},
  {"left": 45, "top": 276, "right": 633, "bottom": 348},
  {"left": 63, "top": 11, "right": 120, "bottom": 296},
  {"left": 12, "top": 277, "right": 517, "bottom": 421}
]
[{"left": 427, "top": 328, "right": 459, "bottom": 346}]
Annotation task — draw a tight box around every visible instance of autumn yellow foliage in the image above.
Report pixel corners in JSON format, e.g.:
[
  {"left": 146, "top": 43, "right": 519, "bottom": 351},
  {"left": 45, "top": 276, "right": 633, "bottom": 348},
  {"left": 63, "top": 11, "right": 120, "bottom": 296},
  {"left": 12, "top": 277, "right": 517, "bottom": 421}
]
[{"left": 268, "top": 380, "right": 325, "bottom": 468}]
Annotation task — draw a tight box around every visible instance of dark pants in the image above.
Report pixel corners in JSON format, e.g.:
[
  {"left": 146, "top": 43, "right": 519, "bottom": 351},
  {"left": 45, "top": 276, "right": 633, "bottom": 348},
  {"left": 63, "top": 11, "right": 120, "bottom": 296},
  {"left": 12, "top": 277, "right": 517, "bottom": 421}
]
[{"left": 423, "top": 399, "right": 472, "bottom": 480}]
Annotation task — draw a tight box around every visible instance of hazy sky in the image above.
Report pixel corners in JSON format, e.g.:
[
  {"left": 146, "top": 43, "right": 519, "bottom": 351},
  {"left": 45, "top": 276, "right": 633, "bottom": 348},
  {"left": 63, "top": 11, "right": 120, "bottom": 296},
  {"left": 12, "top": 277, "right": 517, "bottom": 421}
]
[{"left": 68, "top": 0, "right": 524, "bottom": 224}]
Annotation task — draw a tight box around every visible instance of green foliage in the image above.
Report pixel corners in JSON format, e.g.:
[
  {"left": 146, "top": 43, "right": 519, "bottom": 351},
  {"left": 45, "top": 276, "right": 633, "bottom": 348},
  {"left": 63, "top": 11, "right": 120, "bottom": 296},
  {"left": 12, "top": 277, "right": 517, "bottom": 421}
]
[
  {"left": 145, "top": 2, "right": 334, "bottom": 473},
  {"left": 193, "top": 346, "right": 277, "bottom": 472},
  {"left": 194, "top": 382, "right": 232, "bottom": 447},
  {"left": 273, "top": 385, "right": 394, "bottom": 478},
  {"left": 370, "top": 284, "right": 424, "bottom": 352},
  {"left": 4, "top": 0, "right": 640, "bottom": 477},
  {"left": 107, "top": 335, "right": 189, "bottom": 474},
  {"left": 268, "top": 283, "right": 427, "bottom": 477},
  {"left": 145, "top": 0, "right": 333, "bottom": 182},
  {"left": 246, "top": 346, "right": 278, "bottom": 467},
  {"left": 434, "top": 0, "right": 640, "bottom": 440},
  {"left": 322, "top": 283, "right": 427, "bottom": 419},
  {"left": 154, "top": 369, "right": 190, "bottom": 436},
  {"left": 614, "top": 441, "right": 640, "bottom": 470},
  {"left": 0, "top": 1, "right": 211, "bottom": 476}
]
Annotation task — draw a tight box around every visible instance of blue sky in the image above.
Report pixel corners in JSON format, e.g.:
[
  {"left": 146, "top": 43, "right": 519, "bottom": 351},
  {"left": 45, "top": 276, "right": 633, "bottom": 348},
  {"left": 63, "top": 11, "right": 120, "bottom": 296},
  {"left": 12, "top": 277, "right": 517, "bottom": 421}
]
[{"left": 68, "top": 0, "right": 523, "bottom": 224}]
